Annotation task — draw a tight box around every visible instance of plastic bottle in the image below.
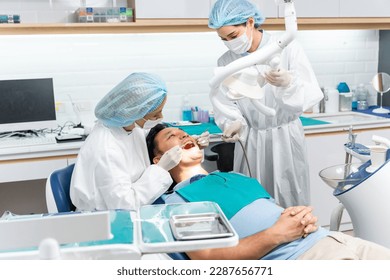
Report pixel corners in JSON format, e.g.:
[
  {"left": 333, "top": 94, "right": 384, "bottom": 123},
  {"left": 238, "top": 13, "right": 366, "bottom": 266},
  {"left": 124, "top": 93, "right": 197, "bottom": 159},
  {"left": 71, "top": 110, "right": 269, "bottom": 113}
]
[
  {"left": 181, "top": 96, "right": 192, "bottom": 121},
  {"left": 337, "top": 82, "right": 352, "bottom": 112},
  {"left": 209, "top": 110, "right": 216, "bottom": 124},
  {"left": 367, "top": 85, "right": 378, "bottom": 107},
  {"left": 356, "top": 83, "right": 369, "bottom": 111},
  {"left": 324, "top": 87, "right": 339, "bottom": 113},
  {"left": 351, "top": 88, "right": 358, "bottom": 110}
]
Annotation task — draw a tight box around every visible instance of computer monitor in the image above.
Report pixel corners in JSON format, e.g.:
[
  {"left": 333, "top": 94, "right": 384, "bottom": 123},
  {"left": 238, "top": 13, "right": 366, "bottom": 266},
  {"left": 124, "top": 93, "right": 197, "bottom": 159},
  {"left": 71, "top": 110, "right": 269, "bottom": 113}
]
[{"left": 0, "top": 78, "right": 57, "bottom": 133}]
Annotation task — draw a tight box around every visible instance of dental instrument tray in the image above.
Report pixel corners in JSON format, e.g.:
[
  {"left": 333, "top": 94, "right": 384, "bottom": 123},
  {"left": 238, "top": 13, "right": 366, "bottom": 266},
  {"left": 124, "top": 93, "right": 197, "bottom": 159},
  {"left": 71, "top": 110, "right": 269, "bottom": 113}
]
[{"left": 169, "top": 213, "right": 234, "bottom": 241}]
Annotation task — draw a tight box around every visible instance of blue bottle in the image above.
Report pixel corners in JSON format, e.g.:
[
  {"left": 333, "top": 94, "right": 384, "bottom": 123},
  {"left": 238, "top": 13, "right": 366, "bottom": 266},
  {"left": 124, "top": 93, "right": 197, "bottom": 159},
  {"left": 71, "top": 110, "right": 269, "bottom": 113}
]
[{"left": 182, "top": 96, "right": 192, "bottom": 121}]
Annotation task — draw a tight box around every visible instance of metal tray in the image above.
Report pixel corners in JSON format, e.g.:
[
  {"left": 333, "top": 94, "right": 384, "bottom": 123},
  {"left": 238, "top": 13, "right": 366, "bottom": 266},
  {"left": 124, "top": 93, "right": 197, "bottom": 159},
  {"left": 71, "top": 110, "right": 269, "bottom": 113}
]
[{"left": 169, "top": 213, "right": 234, "bottom": 241}]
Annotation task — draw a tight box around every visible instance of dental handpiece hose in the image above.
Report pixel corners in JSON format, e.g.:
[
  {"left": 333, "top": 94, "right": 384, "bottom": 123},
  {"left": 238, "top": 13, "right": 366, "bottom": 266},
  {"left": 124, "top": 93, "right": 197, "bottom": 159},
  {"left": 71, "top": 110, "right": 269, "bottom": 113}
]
[{"left": 238, "top": 138, "right": 252, "bottom": 178}]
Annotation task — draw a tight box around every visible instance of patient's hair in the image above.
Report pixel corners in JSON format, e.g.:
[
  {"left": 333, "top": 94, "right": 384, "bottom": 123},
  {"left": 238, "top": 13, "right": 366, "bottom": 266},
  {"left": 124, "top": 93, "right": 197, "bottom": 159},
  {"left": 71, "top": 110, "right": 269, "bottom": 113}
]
[
  {"left": 146, "top": 123, "right": 169, "bottom": 164},
  {"left": 146, "top": 123, "right": 178, "bottom": 193}
]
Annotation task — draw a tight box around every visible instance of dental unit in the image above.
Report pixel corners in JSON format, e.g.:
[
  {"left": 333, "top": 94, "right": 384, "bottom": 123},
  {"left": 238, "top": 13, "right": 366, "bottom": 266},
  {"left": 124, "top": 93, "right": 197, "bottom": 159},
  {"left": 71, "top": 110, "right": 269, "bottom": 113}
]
[{"left": 320, "top": 130, "right": 390, "bottom": 248}]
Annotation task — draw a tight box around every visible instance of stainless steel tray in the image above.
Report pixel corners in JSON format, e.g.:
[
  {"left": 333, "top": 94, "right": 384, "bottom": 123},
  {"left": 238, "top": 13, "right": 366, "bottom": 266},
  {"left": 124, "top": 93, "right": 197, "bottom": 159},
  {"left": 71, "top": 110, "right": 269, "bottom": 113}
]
[{"left": 169, "top": 213, "right": 234, "bottom": 240}]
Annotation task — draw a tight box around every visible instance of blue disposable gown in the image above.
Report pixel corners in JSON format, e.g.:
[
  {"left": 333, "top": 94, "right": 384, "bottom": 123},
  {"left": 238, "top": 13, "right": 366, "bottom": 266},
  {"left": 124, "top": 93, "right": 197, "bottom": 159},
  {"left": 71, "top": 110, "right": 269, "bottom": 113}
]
[
  {"left": 70, "top": 121, "right": 172, "bottom": 211},
  {"left": 214, "top": 31, "right": 323, "bottom": 207}
]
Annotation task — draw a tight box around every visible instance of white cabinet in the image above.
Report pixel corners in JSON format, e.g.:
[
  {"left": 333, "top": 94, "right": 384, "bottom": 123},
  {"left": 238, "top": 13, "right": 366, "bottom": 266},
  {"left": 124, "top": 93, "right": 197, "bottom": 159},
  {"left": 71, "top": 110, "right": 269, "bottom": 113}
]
[
  {"left": 279, "top": 0, "right": 339, "bottom": 18},
  {"left": 136, "top": 0, "right": 210, "bottom": 18},
  {"left": 0, "top": 158, "right": 68, "bottom": 183},
  {"left": 252, "top": 0, "right": 278, "bottom": 18},
  {"left": 306, "top": 128, "right": 390, "bottom": 230},
  {"left": 209, "top": 0, "right": 278, "bottom": 18},
  {"left": 136, "top": 0, "right": 278, "bottom": 20},
  {"left": 340, "top": 0, "right": 390, "bottom": 17}
]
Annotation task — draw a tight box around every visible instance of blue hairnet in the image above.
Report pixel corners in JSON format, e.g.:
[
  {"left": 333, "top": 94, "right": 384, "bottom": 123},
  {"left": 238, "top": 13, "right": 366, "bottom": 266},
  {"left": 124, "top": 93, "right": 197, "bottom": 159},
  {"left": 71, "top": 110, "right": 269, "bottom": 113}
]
[
  {"left": 95, "top": 72, "right": 167, "bottom": 127},
  {"left": 208, "top": 0, "right": 265, "bottom": 29}
]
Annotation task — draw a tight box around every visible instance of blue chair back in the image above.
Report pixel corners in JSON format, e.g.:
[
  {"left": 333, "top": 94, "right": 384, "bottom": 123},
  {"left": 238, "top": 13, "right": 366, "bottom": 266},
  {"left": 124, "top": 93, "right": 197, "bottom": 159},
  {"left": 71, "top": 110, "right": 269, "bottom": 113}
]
[{"left": 49, "top": 163, "right": 76, "bottom": 213}]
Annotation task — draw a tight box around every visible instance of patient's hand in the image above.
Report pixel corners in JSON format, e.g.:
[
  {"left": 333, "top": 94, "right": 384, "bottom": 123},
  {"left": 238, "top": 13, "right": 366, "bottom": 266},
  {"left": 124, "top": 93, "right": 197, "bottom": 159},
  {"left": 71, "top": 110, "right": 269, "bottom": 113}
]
[{"left": 282, "top": 206, "right": 318, "bottom": 237}]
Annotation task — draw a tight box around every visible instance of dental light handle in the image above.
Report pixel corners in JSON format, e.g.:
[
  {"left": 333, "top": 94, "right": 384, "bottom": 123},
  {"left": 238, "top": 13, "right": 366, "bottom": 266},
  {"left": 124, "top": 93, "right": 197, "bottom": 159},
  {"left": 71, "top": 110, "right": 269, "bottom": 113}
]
[{"left": 372, "top": 135, "right": 390, "bottom": 148}]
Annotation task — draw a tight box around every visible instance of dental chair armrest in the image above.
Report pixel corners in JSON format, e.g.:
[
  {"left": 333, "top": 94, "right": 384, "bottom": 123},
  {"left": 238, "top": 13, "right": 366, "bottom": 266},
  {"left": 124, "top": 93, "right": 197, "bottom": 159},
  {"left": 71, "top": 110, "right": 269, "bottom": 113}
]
[{"left": 204, "top": 149, "right": 219, "bottom": 162}]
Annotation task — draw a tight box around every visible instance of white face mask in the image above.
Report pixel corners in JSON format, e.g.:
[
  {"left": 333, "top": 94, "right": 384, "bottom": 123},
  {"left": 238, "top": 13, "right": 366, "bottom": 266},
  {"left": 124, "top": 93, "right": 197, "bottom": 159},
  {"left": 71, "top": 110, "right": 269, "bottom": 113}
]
[
  {"left": 223, "top": 26, "right": 253, "bottom": 55},
  {"left": 142, "top": 118, "right": 163, "bottom": 129}
]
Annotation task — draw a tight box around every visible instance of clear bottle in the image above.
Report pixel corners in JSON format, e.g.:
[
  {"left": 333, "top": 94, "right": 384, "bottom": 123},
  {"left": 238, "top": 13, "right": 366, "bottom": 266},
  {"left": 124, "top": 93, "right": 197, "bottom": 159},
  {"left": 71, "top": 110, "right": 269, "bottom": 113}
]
[
  {"left": 182, "top": 96, "right": 192, "bottom": 121},
  {"left": 351, "top": 88, "right": 358, "bottom": 110},
  {"left": 356, "top": 83, "right": 369, "bottom": 110}
]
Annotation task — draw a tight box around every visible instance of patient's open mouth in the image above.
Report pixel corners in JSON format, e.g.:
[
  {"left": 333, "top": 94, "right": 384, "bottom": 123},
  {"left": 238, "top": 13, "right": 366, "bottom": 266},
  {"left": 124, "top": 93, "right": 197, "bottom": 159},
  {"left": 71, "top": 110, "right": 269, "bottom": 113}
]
[{"left": 181, "top": 141, "right": 195, "bottom": 150}]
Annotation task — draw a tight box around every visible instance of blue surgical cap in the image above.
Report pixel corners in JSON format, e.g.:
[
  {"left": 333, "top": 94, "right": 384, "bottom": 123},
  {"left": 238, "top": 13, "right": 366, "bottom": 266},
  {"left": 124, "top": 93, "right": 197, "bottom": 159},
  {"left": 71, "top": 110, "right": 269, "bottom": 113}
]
[
  {"left": 209, "top": 0, "right": 265, "bottom": 29},
  {"left": 95, "top": 72, "right": 167, "bottom": 127}
]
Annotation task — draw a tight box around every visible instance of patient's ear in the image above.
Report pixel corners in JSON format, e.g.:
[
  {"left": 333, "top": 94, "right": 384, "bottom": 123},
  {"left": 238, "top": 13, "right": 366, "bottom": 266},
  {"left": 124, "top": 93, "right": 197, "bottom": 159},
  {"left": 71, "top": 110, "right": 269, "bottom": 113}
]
[{"left": 153, "top": 156, "right": 160, "bottom": 165}]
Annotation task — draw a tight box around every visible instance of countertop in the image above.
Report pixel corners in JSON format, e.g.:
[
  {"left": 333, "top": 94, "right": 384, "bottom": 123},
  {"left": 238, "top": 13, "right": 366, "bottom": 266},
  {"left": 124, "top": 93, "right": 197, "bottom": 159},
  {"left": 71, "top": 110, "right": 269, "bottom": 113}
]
[
  {"left": 302, "top": 106, "right": 390, "bottom": 134},
  {"left": 167, "top": 107, "right": 390, "bottom": 137}
]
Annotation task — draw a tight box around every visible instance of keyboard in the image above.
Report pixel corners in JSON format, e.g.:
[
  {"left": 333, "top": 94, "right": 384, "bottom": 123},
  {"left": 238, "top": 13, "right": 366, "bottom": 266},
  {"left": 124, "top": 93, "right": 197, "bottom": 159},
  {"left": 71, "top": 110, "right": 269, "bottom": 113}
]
[{"left": 0, "top": 136, "right": 57, "bottom": 149}]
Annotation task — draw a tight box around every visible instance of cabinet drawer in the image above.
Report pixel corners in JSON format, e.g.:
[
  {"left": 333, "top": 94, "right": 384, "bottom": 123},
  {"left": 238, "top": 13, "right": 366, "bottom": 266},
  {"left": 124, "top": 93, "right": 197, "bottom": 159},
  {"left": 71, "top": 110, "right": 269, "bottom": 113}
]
[{"left": 0, "top": 158, "right": 68, "bottom": 183}]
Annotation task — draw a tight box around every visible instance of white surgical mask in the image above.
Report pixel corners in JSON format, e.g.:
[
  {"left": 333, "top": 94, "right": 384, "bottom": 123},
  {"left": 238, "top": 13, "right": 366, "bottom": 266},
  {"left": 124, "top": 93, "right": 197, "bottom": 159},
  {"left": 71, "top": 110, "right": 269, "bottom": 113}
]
[
  {"left": 223, "top": 26, "right": 253, "bottom": 55},
  {"left": 142, "top": 118, "right": 163, "bottom": 129}
]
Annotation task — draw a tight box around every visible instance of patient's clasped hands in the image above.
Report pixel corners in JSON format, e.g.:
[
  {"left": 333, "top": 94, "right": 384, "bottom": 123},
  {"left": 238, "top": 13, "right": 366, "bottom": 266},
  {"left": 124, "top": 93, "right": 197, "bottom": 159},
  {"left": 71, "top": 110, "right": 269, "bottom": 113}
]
[{"left": 270, "top": 206, "right": 318, "bottom": 244}]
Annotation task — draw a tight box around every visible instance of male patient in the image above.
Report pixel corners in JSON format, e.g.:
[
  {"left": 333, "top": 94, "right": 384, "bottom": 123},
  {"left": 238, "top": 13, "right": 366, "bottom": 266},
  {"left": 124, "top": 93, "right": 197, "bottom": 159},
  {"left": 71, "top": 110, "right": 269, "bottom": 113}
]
[{"left": 146, "top": 124, "right": 390, "bottom": 260}]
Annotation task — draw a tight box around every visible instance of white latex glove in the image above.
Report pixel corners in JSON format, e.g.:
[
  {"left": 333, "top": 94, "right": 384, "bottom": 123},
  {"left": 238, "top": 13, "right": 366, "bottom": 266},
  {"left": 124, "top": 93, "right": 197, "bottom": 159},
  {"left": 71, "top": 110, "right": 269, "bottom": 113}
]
[
  {"left": 193, "top": 131, "right": 210, "bottom": 148},
  {"left": 157, "top": 145, "right": 182, "bottom": 171},
  {"left": 264, "top": 69, "right": 292, "bottom": 88},
  {"left": 221, "top": 120, "right": 242, "bottom": 143}
]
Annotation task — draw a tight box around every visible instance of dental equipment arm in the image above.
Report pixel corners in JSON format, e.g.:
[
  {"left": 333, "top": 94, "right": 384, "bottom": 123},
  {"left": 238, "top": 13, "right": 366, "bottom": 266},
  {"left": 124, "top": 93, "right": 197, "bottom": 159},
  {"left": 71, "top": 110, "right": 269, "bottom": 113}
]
[{"left": 209, "top": 0, "right": 297, "bottom": 120}]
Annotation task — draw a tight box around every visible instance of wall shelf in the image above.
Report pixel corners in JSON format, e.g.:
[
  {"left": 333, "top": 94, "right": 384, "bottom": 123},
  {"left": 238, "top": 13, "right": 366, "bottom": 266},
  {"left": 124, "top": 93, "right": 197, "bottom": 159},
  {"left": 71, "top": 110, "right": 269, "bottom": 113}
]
[{"left": 1, "top": 17, "right": 390, "bottom": 35}]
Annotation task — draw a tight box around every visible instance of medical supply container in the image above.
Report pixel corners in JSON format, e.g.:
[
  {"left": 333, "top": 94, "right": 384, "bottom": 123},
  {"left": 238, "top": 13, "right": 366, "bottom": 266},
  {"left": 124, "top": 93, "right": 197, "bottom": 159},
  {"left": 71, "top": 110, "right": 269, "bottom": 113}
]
[
  {"left": 337, "top": 82, "right": 352, "bottom": 112},
  {"left": 339, "top": 92, "right": 352, "bottom": 111},
  {"left": 181, "top": 96, "right": 192, "bottom": 121},
  {"left": 324, "top": 87, "right": 339, "bottom": 113}
]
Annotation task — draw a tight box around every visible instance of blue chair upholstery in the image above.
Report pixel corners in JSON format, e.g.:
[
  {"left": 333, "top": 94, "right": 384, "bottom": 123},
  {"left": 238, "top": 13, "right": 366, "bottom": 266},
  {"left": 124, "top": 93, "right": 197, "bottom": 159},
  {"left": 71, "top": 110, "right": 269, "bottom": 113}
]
[
  {"left": 168, "top": 252, "right": 190, "bottom": 260},
  {"left": 48, "top": 164, "right": 76, "bottom": 213}
]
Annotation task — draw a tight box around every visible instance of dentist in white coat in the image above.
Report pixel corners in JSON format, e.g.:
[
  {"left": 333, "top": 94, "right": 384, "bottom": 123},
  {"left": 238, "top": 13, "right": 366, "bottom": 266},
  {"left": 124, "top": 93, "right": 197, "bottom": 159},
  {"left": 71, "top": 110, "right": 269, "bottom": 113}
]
[
  {"left": 70, "top": 72, "right": 182, "bottom": 211},
  {"left": 209, "top": 0, "right": 323, "bottom": 207}
]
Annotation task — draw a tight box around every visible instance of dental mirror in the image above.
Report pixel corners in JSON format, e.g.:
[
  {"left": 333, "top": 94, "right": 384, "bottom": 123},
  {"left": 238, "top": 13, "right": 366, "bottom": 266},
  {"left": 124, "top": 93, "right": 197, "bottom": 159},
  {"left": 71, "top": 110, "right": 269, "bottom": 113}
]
[{"left": 372, "top": 72, "right": 390, "bottom": 114}]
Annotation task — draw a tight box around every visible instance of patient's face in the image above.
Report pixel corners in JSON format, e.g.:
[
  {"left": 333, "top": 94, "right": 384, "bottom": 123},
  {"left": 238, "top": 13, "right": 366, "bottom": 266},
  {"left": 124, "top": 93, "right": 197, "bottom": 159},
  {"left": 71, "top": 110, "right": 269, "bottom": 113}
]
[{"left": 153, "top": 127, "right": 203, "bottom": 164}]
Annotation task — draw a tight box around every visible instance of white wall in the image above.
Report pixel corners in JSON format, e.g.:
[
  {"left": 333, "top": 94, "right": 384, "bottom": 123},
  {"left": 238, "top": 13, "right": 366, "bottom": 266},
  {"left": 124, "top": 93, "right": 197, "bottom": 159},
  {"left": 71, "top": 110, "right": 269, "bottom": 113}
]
[{"left": 0, "top": 30, "right": 379, "bottom": 128}]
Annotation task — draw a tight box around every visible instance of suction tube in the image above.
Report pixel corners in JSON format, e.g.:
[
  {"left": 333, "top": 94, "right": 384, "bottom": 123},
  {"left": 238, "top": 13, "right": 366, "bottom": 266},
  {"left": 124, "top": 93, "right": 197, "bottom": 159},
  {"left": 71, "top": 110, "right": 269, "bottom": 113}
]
[{"left": 209, "top": 1, "right": 297, "bottom": 120}]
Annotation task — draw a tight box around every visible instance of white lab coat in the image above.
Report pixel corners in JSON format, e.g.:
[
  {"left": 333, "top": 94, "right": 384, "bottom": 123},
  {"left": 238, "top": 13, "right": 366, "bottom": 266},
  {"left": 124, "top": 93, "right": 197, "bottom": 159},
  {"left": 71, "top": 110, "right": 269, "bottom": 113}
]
[
  {"left": 214, "top": 31, "right": 323, "bottom": 207},
  {"left": 70, "top": 121, "right": 172, "bottom": 211}
]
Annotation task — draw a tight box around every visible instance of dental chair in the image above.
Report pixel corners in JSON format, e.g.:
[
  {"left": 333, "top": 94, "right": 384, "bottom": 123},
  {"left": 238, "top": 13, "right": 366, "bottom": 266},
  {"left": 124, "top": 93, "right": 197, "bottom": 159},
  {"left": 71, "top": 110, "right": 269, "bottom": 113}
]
[
  {"left": 205, "top": 142, "right": 235, "bottom": 172},
  {"left": 45, "top": 164, "right": 76, "bottom": 213}
]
